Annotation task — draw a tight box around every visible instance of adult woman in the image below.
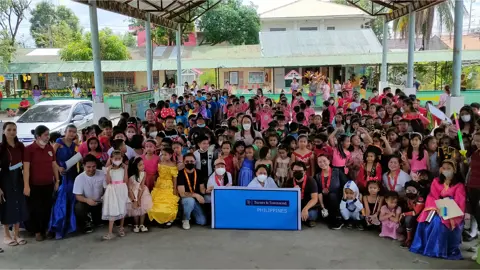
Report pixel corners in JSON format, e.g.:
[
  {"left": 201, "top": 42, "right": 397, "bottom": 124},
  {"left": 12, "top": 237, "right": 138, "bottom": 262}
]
[
  {"left": 248, "top": 164, "right": 278, "bottom": 188},
  {"left": 382, "top": 155, "right": 411, "bottom": 197},
  {"left": 291, "top": 78, "right": 300, "bottom": 92},
  {"left": 438, "top": 85, "right": 450, "bottom": 108},
  {"left": 49, "top": 125, "right": 79, "bottom": 239},
  {"left": 145, "top": 109, "right": 162, "bottom": 131},
  {"left": 24, "top": 125, "right": 59, "bottom": 241},
  {"left": 32, "top": 85, "right": 42, "bottom": 104},
  {"left": 0, "top": 122, "right": 28, "bottom": 246},
  {"left": 458, "top": 105, "right": 477, "bottom": 135},
  {"left": 315, "top": 155, "right": 343, "bottom": 229},
  {"left": 234, "top": 115, "right": 262, "bottom": 146},
  {"left": 410, "top": 159, "right": 466, "bottom": 260}
]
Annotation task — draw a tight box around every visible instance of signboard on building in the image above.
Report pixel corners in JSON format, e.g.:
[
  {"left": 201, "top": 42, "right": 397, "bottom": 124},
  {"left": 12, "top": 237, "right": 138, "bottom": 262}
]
[
  {"left": 284, "top": 70, "right": 302, "bottom": 80},
  {"left": 121, "top": 90, "right": 154, "bottom": 121}
]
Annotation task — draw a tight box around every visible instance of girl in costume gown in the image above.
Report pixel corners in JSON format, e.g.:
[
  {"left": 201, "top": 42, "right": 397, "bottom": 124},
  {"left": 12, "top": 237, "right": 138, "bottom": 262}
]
[
  {"left": 238, "top": 146, "right": 255, "bottom": 187},
  {"left": 49, "top": 125, "right": 79, "bottom": 239},
  {"left": 410, "top": 159, "right": 466, "bottom": 260},
  {"left": 148, "top": 148, "right": 179, "bottom": 227}
]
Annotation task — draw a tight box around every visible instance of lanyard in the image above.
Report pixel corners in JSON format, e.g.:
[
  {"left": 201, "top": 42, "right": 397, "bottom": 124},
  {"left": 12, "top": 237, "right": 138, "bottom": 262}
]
[
  {"left": 294, "top": 175, "right": 308, "bottom": 199},
  {"left": 215, "top": 174, "right": 223, "bottom": 187},
  {"left": 322, "top": 168, "right": 332, "bottom": 192},
  {"left": 388, "top": 170, "right": 400, "bottom": 191},
  {"left": 184, "top": 169, "right": 197, "bottom": 193}
]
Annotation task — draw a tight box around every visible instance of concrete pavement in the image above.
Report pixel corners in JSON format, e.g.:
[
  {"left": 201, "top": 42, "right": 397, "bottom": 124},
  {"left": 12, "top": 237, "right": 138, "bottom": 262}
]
[{"left": 0, "top": 225, "right": 477, "bottom": 269}]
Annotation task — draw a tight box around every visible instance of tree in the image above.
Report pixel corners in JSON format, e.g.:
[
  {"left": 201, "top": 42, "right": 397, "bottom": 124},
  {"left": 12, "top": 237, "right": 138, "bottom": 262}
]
[
  {"left": 128, "top": 18, "right": 193, "bottom": 46},
  {"left": 121, "top": 32, "right": 136, "bottom": 47},
  {"left": 29, "top": 1, "right": 81, "bottom": 48},
  {"left": 392, "top": 0, "right": 466, "bottom": 50},
  {"left": 60, "top": 28, "right": 130, "bottom": 61},
  {"left": 199, "top": 0, "right": 260, "bottom": 45}
]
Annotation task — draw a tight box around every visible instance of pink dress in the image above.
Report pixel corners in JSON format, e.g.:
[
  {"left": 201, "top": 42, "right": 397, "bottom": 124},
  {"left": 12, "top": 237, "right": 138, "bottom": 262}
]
[
  {"left": 258, "top": 110, "right": 273, "bottom": 131},
  {"left": 409, "top": 150, "right": 428, "bottom": 173},
  {"left": 379, "top": 205, "right": 401, "bottom": 239},
  {"left": 142, "top": 154, "right": 160, "bottom": 191},
  {"left": 127, "top": 173, "right": 153, "bottom": 217}
]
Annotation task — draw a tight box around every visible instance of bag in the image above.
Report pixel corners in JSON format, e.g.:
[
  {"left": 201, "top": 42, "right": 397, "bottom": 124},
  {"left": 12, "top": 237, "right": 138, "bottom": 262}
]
[{"left": 367, "top": 196, "right": 381, "bottom": 226}]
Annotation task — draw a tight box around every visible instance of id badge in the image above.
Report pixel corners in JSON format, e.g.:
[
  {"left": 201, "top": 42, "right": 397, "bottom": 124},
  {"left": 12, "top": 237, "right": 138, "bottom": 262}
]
[{"left": 9, "top": 162, "right": 23, "bottom": 171}]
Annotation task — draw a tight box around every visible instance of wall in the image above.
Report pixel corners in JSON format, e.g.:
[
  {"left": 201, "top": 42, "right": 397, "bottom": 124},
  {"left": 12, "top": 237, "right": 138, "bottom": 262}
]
[
  {"left": 219, "top": 68, "right": 273, "bottom": 92},
  {"left": 134, "top": 71, "right": 147, "bottom": 91},
  {"left": 47, "top": 73, "right": 73, "bottom": 89},
  {"left": 261, "top": 18, "right": 366, "bottom": 32}
]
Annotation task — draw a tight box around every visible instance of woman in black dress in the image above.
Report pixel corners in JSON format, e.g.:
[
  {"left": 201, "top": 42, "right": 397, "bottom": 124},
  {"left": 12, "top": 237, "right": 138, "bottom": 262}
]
[{"left": 0, "top": 122, "right": 28, "bottom": 246}]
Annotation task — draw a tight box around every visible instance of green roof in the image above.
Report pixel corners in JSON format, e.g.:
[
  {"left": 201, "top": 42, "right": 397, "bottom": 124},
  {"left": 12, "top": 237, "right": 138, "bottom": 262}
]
[{"left": 4, "top": 50, "right": 480, "bottom": 73}]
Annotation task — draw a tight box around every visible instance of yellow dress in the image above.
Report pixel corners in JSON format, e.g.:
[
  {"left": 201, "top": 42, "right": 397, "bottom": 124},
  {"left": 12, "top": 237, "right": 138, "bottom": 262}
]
[{"left": 148, "top": 164, "right": 179, "bottom": 223}]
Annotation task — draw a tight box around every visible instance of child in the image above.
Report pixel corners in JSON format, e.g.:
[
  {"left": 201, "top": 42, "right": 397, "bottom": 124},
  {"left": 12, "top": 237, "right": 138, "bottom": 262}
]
[
  {"left": 356, "top": 145, "right": 382, "bottom": 191},
  {"left": 400, "top": 181, "right": 425, "bottom": 247},
  {"left": 423, "top": 136, "right": 439, "bottom": 177},
  {"left": 379, "top": 191, "right": 402, "bottom": 240},
  {"left": 148, "top": 148, "right": 179, "bottom": 227},
  {"left": 127, "top": 157, "right": 153, "bottom": 233},
  {"left": 340, "top": 181, "right": 364, "bottom": 230},
  {"left": 255, "top": 147, "right": 273, "bottom": 176},
  {"left": 273, "top": 145, "right": 290, "bottom": 187},
  {"left": 404, "top": 132, "right": 430, "bottom": 176},
  {"left": 219, "top": 141, "right": 235, "bottom": 178},
  {"left": 87, "top": 137, "right": 108, "bottom": 167},
  {"left": 102, "top": 150, "right": 129, "bottom": 240},
  {"left": 142, "top": 140, "right": 160, "bottom": 191},
  {"left": 267, "top": 133, "right": 279, "bottom": 160},
  {"left": 291, "top": 135, "right": 315, "bottom": 177},
  {"left": 238, "top": 145, "right": 256, "bottom": 187},
  {"left": 363, "top": 181, "right": 383, "bottom": 227}
]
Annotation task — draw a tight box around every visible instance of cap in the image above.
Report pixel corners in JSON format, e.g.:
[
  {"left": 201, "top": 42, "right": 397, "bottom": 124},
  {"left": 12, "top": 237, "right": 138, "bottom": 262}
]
[{"left": 214, "top": 158, "right": 226, "bottom": 166}]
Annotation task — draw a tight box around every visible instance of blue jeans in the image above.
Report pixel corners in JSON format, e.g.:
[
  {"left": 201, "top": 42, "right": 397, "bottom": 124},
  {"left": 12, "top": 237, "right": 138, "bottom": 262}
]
[
  {"left": 308, "top": 209, "right": 318, "bottom": 221},
  {"left": 310, "top": 93, "right": 317, "bottom": 105},
  {"left": 181, "top": 197, "right": 207, "bottom": 225}
]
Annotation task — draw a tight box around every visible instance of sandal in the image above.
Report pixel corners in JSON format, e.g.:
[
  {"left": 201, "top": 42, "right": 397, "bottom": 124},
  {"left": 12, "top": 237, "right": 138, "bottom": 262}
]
[
  {"left": 15, "top": 238, "right": 27, "bottom": 245},
  {"left": 102, "top": 233, "right": 113, "bottom": 241},
  {"left": 0, "top": 248, "right": 3, "bottom": 253},
  {"left": 3, "top": 239, "right": 17, "bottom": 246},
  {"left": 118, "top": 227, "right": 126, "bottom": 237}
]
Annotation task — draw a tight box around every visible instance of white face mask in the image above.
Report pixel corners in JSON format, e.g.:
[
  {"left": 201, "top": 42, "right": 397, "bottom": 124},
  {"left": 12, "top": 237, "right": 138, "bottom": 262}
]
[
  {"left": 442, "top": 170, "right": 453, "bottom": 178},
  {"left": 141, "top": 127, "right": 146, "bottom": 134},
  {"left": 461, "top": 115, "right": 471, "bottom": 122},
  {"left": 378, "top": 112, "right": 385, "bottom": 118},
  {"left": 149, "top": 131, "right": 158, "bottom": 138},
  {"left": 215, "top": 168, "right": 226, "bottom": 175},
  {"left": 346, "top": 120, "right": 351, "bottom": 124},
  {"left": 243, "top": 123, "right": 251, "bottom": 130},
  {"left": 127, "top": 132, "right": 135, "bottom": 139},
  {"left": 113, "top": 160, "right": 122, "bottom": 166},
  {"left": 373, "top": 92, "right": 378, "bottom": 96},
  {"left": 257, "top": 174, "right": 267, "bottom": 183}
]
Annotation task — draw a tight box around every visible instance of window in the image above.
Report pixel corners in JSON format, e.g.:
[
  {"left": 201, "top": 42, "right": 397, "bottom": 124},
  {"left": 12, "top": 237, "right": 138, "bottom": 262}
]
[
  {"left": 82, "top": 103, "right": 94, "bottom": 115},
  {"left": 270, "top": 28, "right": 286, "bottom": 31},
  {"left": 104, "top": 72, "right": 135, "bottom": 90},
  {"left": 72, "top": 104, "right": 87, "bottom": 117},
  {"left": 248, "top": 72, "right": 264, "bottom": 84},
  {"left": 300, "top": 27, "right": 317, "bottom": 31},
  {"left": 229, "top": 71, "right": 239, "bottom": 85},
  {"left": 327, "top": 26, "right": 335, "bottom": 30}
]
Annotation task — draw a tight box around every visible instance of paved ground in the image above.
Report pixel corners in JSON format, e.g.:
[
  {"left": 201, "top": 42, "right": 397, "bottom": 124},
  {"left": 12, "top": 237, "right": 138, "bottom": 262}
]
[{"left": 1, "top": 224, "right": 477, "bottom": 269}]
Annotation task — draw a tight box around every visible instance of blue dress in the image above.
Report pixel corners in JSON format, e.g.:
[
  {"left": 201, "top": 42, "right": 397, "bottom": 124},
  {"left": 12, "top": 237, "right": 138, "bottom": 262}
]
[
  {"left": 49, "top": 138, "right": 78, "bottom": 239},
  {"left": 410, "top": 215, "right": 463, "bottom": 260},
  {"left": 238, "top": 159, "right": 255, "bottom": 187}
]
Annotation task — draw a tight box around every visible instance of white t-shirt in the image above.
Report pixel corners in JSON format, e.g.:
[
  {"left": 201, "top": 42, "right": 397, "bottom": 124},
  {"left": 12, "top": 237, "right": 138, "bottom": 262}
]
[
  {"left": 382, "top": 170, "right": 411, "bottom": 196},
  {"left": 73, "top": 170, "right": 106, "bottom": 201},
  {"left": 73, "top": 87, "right": 81, "bottom": 98},
  {"left": 107, "top": 145, "right": 136, "bottom": 160},
  {"left": 207, "top": 172, "right": 232, "bottom": 188}
]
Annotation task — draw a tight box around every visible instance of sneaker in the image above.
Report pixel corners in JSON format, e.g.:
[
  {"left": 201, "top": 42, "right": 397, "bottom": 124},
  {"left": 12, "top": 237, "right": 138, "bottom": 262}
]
[
  {"left": 182, "top": 220, "right": 191, "bottom": 230},
  {"left": 356, "top": 223, "right": 365, "bottom": 231},
  {"left": 306, "top": 220, "right": 316, "bottom": 228},
  {"left": 346, "top": 223, "right": 353, "bottom": 229},
  {"left": 139, "top": 225, "right": 148, "bottom": 232},
  {"left": 133, "top": 225, "right": 140, "bottom": 233},
  {"left": 84, "top": 226, "right": 93, "bottom": 234},
  {"left": 329, "top": 222, "right": 344, "bottom": 230}
]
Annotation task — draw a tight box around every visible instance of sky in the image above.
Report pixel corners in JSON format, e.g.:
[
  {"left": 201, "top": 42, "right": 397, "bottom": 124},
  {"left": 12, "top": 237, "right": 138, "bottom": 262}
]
[{"left": 16, "top": 0, "right": 480, "bottom": 47}]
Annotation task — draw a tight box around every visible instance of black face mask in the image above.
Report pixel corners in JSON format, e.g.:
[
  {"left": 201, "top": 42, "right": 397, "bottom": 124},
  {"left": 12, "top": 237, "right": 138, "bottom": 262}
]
[
  {"left": 405, "top": 193, "right": 417, "bottom": 199},
  {"left": 293, "top": 171, "right": 304, "bottom": 180},
  {"left": 315, "top": 144, "right": 323, "bottom": 149},
  {"left": 185, "top": 163, "right": 195, "bottom": 170}
]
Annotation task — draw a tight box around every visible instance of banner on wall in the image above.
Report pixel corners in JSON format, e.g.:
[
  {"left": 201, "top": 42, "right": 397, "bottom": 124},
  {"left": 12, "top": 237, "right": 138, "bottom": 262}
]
[
  {"left": 121, "top": 90, "right": 154, "bottom": 121},
  {"left": 211, "top": 187, "right": 301, "bottom": 230}
]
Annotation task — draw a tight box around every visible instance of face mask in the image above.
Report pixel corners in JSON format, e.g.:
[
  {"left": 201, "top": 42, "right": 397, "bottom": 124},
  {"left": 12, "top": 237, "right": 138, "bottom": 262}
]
[
  {"left": 406, "top": 193, "right": 417, "bottom": 199},
  {"left": 243, "top": 124, "right": 251, "bottom": 130},
  {"left": 361, "top": 120, "right": 366, "bottom": 125},
  {"left": 373, "top": 92, "right": 379, "bottom": 96},
  {"left": 113, "top": 160, "right": 122, "bottom": 166},
  {"left": 293, "top": 171, "right": 304, "bottom": 180},
  {"left": 38, "top": 140, "right": 47, "bottom": 146},
  {"left": 378, "top": 112, "right": 385, "bottom": 118},
  {"left": 185, "top": 163, "right": 195, "bottom": 170},
  {"left": 198, "top": 124, "right": 206, "bottom": 128},
  {"left": 257, "top": 174, "right": 267, "bottom": 183},
  {"left": 461, "top": 115, "right": 471, "bottom": 122},
  {"left": 346, "top": 120, "right": 351, "bottom": 124},
  {"left": 141, "top": 127, "right": 146, "bottom": 134},
  {"left": 215, "top": 168, "right": 226, "bottom": 175},
  {"left": 149, "top": 131, "right": 157, "bottom": 138},
  {"left": 213, "top": 97, "right": 217, "bottom": 101},
  {"left": 315, "top": 144, "right": 323, "bottom": 149},
  {"left": 127, "top": 132, "right": 135, "bottom": 139},
  {"left": 442, "top": 170, "right": 453, "bottom": 178}
]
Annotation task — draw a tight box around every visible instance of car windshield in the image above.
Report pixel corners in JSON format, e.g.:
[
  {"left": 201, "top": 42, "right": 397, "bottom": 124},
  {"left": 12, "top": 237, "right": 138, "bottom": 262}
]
[{"left": 16, "top": 105, "right": 71, "bottom": 123}]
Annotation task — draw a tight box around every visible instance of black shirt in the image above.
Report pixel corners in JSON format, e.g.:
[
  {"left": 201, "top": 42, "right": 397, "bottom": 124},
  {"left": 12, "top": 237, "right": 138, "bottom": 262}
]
[
  {"left": 287, "top": 177, "right": 318, "bottom": 208},
  {"left": 199, "top": 151, "right": 209, "bottom": 183},
  {"left": 159, "top": 128, "right": 179, "bottom": 139},
  {"left": 314, "top": 169, "right": 341, "bottom": 194},
  {"left": 177, "top": 169, "right": 203, "bottom": 193}
]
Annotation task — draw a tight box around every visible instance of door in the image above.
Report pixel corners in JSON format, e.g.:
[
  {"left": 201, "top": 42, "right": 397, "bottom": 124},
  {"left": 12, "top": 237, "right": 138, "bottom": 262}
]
[
  {"left": 71, "top": 103, "right": 88, "bottom": 128},
  {"left": 82, "top": 103, "right": 94, "bottom": 126}
]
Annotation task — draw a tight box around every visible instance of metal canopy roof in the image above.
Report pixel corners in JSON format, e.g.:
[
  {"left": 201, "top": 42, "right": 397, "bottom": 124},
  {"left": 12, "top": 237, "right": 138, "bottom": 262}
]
[
  {"left": 345, "top": 0, "right": 445, "bottom": 21},
  {"left": 72, "top": 0, "right": 222, "bottom": 29}
]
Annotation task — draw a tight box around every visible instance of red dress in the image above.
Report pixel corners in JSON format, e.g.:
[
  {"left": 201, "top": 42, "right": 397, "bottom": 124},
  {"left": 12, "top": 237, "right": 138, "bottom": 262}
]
[
  {"left": 223, "top": 154, "right": 235, "bottom": 175},
  {"left": 356, "top": 162, "right": 382, "bottom": 190},
  {"left": 292, "top": 151, "right": 314, "bottom": 177}
]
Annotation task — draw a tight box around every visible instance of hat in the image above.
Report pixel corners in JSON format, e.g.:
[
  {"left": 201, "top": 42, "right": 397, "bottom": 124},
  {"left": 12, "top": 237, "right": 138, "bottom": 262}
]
[
  {"left": 214, "top": 158, "right": 226, "bottom": 166},
  {"left": 365, "top": 145, "right": 382, "bottom": 157},
  {"left": 196, "top": 114, "right": 205, "bottom": 120},
  {"left": 127, "top": 124, "right": 137, "bottom": 130}
]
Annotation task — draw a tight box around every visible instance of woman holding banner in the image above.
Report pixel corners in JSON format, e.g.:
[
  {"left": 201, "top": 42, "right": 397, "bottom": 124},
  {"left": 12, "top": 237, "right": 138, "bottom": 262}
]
[{"left": 247, "top": 165, "right": 277, "bottom": 188}]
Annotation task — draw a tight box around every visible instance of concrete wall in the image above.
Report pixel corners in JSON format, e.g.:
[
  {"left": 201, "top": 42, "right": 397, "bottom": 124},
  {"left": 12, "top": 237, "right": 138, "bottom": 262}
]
[
  {"left": 219, "top": 68, "right": 273, "bottom": 93},
  {"left": 135, "top": 71, "right": 147, "bottom": 91},
  {"left": 261, "top": 18, "right": 366, "bottom": 32}
]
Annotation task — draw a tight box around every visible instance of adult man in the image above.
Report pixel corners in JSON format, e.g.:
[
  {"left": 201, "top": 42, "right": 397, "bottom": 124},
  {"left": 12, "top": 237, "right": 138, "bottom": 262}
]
[
  {"left": 73, "top": 155, "right": 105, "bottom": 233},
  {"left": 158, "top": 116, "right": 179, "bottom": 140},
  {"left": 187, "top": 114, "right": 209, "bottom": 142},
  {"left": 177, "top": 153, "right": 207, "bottom": 230},
  {"left": 288, "top": 161, "right": 319, "bottom": 227}
]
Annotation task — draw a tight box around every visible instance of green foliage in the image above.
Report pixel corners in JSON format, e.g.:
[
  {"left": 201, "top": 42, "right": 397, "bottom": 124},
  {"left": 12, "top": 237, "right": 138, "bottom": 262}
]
[
  {"left": 129, "top": 18, "right": 193, "bottom": 45},
  {"left": 0, "top": 30, "right": 14, "bottom": 70},
  {"left": 29, "top": 1, "right": 81, "bottom": 48},
  {"left": 60, "top": 28, "right": 130, "bottom": 61},
  {"left": 199, "top": 69, "right": 217, "bottom": 86},
  {"left": 121, "top": 32, "right": 136, "bottom": 48},
  {"left": 199, "top": 0, "right": 260, "bottom": 45}
]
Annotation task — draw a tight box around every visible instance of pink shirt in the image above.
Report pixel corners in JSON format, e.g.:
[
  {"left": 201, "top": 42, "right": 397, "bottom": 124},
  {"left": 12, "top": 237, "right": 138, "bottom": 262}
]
[
  {"left": 142, "top": 154, "right": 160, "bottom": 174},
  {"left": 409, "top": 150, "right": 428, "bottom": 172},
  {"left": 304, "top": 107, "right": 315, "bottom": 119},
  {"left": 78, "top": 141, "right": 89, "bottom": 157},
  {"left": 332, "top": 148, "right": 351, "bottom": 167}
]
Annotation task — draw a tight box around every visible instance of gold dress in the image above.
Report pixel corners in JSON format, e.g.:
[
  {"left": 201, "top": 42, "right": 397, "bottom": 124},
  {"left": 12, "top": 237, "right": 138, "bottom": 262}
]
[{"left": 148, "top": 164, "right": 179, "bottom": 223}]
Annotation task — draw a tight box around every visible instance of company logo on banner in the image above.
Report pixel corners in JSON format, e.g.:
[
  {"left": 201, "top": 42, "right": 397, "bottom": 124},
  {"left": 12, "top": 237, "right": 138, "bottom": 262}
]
[{"left": 211, "top": 187, "right": 301, "bottom": 230}]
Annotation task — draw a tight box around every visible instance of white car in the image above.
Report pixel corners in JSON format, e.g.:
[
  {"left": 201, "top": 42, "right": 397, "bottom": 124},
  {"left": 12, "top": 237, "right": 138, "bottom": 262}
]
[{"left": 15, "top": 99, "right": 94, "bottom": 145}]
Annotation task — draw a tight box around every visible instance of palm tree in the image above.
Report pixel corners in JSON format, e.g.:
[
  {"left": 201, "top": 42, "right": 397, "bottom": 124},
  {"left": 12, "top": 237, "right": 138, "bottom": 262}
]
[{"left": 393, "top": 0, "right": 466, "bottom": 50}]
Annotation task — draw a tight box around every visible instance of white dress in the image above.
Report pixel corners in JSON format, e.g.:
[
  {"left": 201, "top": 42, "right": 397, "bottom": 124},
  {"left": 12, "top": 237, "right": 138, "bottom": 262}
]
[
  {"left": 102, "top": 167, "right": 129, "bottom": 221},
  {"left": 126, "top": 172, "right": 153, "bottom": 217}
]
